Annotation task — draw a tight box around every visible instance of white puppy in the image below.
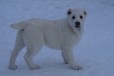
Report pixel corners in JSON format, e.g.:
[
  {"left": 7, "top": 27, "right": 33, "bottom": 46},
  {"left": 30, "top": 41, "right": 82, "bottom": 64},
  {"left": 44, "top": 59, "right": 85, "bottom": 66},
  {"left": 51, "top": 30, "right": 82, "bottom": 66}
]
[{"left": 9, "top": 8, "right": 87, "bottom": 70}]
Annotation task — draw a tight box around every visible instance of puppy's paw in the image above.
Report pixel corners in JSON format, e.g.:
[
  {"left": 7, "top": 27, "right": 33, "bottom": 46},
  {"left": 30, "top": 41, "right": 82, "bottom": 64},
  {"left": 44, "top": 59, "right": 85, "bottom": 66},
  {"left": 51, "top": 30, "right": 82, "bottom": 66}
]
[
  {"left": 9, "top": 65, "right": 18, "bottom": 70},
  {"left": 71, "top": 64, "right": 83, "bottom": 70},
  {"left": 30, "top": 64, "right": 40, "bottom": 70}
]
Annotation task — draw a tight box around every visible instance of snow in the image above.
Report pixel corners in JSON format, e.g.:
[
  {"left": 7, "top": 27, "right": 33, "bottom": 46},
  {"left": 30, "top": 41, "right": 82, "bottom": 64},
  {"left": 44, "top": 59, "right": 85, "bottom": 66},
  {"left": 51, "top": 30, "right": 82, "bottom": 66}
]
[{"left": 0, "top": 0, "right": 114, "bottom": 76}]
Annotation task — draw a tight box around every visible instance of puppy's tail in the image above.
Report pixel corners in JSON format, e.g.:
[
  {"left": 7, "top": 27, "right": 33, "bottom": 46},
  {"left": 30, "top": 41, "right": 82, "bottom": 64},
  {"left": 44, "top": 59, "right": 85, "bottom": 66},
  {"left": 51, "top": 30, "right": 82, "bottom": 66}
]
[{"left": 11, "top": 22, "right": 27, "bottom": 30}]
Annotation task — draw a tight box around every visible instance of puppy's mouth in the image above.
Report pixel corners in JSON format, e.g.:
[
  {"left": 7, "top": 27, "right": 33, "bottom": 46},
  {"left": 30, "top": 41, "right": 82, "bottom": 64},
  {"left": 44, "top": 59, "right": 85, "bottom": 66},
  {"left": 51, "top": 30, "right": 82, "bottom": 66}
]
[{"left": 75, "top": 24, "right": 80, "bottom": 28}]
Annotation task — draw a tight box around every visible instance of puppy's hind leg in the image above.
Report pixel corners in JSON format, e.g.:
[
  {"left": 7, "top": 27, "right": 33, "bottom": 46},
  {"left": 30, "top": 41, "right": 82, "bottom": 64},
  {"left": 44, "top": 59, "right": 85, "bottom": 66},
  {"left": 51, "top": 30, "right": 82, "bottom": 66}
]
[
  {"left": 24, "top": 44, "right": 43, "bottom": 70},
  {"left": 9, "top": 30, "right": 25, "bottom": 70}
]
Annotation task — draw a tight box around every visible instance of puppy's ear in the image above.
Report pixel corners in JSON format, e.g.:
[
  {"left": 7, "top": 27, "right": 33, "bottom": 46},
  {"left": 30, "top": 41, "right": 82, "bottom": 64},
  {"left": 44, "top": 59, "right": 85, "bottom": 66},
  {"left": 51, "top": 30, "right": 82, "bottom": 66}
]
[
  {"left": 84, "top": 11, "right": 87, "bottom": 16},
  {"left": 67, "top": 8, "right": 72, "bottom": 15}
]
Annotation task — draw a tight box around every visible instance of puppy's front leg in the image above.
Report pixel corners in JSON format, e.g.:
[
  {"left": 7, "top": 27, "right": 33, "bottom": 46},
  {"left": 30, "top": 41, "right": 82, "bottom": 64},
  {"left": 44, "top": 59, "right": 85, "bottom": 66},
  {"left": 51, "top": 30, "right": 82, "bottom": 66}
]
[
  {"left": 62, "top": 47, "right": 82, "bottom": 70},
  {"left": 62, "top": 51, "right": 68, "bottom": 64}
]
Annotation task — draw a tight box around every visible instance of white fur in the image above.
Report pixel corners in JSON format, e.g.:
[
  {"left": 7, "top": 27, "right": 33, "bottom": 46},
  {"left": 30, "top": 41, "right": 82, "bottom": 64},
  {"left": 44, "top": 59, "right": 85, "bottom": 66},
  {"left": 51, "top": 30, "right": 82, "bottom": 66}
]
[{"left": 9, "top": 8, "right": 87, "bottom": 70}]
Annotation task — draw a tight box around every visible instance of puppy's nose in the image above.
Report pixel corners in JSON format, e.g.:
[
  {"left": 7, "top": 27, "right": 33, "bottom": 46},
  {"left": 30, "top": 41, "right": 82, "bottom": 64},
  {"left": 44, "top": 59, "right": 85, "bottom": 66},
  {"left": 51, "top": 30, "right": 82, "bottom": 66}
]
[{"left": 75, "top": 21, "right": 80, "bottom": 28}]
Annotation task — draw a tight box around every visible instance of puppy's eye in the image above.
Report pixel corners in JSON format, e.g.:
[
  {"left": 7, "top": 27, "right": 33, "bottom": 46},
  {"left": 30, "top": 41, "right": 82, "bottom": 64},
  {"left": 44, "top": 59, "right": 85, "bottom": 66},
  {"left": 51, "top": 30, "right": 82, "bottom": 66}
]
[
  {"left": 72, "top": 16, "right": 75, "bottom": 19},
  {"left": 80, "top": 15, "right": 83, "bottom": 19}
]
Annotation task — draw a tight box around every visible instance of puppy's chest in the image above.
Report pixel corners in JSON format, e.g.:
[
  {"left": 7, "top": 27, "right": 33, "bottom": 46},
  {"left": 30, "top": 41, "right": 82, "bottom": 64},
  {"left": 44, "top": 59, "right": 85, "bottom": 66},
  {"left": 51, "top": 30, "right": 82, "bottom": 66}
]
[{"left": 62, "top": 30, "right": 80, "bottom": 48}]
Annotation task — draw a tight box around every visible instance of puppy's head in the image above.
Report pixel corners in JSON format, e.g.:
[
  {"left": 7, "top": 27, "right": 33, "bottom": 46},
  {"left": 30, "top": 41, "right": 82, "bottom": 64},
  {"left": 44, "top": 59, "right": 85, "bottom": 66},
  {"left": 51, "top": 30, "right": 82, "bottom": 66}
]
[{"left": 67, "top": 8, "right": 87, "bottom": 32}]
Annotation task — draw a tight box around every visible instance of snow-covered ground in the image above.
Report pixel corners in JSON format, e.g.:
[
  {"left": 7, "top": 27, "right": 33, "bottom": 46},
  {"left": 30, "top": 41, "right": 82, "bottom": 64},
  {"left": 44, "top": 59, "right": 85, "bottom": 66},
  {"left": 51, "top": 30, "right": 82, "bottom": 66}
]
[{"left": 0, "top": 0, "right": 114, "bottom": 76}]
